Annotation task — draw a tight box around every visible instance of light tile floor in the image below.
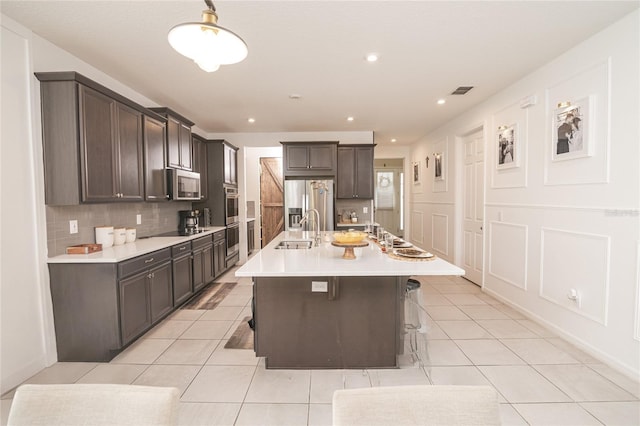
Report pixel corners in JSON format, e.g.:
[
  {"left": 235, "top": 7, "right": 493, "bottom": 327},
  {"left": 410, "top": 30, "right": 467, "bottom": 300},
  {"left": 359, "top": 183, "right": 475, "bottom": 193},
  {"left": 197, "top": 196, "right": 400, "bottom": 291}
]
[{"left": 2, "top": 269, "right": 639, "bottom": 426}]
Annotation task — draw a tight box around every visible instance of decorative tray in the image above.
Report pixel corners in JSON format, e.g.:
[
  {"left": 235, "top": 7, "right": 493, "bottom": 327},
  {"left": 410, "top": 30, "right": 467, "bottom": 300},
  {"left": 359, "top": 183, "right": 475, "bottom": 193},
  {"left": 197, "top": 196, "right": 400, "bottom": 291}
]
[
  {"left": 66, "top": 243, "right": 102, "bottom": 255},
  {"left": 392, "top": 248, "right": 433, "bottom": 259},
  {"left": 393, "top": 240, "right": 412, "bottom": 248}
]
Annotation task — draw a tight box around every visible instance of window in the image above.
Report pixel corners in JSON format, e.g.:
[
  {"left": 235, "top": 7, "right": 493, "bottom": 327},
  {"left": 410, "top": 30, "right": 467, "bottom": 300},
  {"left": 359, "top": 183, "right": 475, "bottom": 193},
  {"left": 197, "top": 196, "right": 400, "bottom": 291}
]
[{"left": 375, "top": 171, "right": 394, "bottom": 210}]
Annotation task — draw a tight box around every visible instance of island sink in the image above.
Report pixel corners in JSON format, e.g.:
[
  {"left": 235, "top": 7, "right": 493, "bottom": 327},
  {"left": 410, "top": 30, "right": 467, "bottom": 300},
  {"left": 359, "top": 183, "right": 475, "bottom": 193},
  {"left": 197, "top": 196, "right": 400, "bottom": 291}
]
[{"left": 274, "top": 240, "right": 313, "bottom": 250}]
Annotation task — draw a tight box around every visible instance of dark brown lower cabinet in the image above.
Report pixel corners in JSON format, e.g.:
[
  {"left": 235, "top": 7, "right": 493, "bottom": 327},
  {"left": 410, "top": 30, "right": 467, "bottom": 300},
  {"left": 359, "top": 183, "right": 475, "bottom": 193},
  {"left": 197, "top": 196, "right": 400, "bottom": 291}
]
[
  {"left": 149, "top": 262, "right": 173, "bottom": 322},
  {"left": 247, "top": 220, "right": 255, "bottom": 255},
  {"left": 202, "top": 244, "right": 215, "bottom": 286},
  {"left": 213, "top": 231, "right": 226, "bottom": 278},
  {"left": 48, "top": 248, "right": 174, "bottom": 361},
  {"left": 119, "top": 260, "right": 172, "bottom": 345},
  {"left": 119, "top": 270, "right": 151, "bottom": 345},
  {"left": 253, "top": 275, "right": 406, "bottom": 369},
  {"left": 172, "top": 254, "right": 193, "bottom": 306},
  {"left": 192, "top": 235, "right": 214, "bottom": 292}
]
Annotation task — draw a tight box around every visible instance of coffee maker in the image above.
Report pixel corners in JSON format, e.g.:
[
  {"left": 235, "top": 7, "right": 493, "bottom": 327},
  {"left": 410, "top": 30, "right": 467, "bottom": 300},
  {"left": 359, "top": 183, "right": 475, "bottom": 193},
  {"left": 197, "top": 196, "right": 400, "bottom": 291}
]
[{"left": 178, "top": 210, "right": 200, "bottom": 235}]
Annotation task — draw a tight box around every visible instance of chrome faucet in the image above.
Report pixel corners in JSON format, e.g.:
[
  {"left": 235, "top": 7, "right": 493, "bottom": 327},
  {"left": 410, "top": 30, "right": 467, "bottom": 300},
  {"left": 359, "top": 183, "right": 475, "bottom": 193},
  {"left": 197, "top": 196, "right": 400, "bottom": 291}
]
[{"left": 300, "top": 208, "right": 321, "bottom": 246}]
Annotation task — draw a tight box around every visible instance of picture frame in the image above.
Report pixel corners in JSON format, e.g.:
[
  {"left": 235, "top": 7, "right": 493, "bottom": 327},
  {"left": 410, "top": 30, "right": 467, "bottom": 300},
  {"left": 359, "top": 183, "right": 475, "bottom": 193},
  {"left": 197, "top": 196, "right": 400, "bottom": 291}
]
[
  {"left": 412, "top": 161, "right": 420, "bottom": 184},
  {"left": 434, "top": 152, "right": 444, "bottom": 181},
  {"left": 552, "top": 96, "right": 591, "bottom": 162},
  {"left": 496, "top": 123, "right": 519, "bottom": 170}
]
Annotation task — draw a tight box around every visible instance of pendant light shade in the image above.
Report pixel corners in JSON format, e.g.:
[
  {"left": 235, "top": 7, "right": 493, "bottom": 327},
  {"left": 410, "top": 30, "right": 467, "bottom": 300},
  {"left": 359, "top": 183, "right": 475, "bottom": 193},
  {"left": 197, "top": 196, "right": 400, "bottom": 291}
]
[{"left": 168, "top": 1, "right": 247, "bottom": 72}]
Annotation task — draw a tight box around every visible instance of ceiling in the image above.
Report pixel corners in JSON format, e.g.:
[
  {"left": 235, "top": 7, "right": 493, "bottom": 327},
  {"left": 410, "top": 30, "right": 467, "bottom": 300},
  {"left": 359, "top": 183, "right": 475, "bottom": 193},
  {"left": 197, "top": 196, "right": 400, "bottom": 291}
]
[{"left": 2, "top": 1, "right": 637, "bottom": 146}]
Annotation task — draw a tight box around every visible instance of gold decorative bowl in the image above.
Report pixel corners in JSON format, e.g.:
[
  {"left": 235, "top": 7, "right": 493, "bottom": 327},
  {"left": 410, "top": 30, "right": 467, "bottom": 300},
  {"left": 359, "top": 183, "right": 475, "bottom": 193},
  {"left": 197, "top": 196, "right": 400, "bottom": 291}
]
[{"left": 333, "top": 231, "right": 367, "bottom": 244}]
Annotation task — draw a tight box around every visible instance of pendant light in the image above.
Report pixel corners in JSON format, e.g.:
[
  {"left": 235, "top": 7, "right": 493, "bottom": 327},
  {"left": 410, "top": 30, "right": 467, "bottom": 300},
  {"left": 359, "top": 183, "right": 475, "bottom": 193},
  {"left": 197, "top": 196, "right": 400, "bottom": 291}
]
[{"left": 168, "top": 0, "right": 247, "bottom": 72}]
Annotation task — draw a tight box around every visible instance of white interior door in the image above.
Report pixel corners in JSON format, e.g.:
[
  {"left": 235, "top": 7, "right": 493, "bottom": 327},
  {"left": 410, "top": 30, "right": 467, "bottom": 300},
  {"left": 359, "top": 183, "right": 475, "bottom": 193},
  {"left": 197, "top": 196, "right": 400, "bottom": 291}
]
[{"left": 462, "top": 130, "right": 484, "bottom": 285}]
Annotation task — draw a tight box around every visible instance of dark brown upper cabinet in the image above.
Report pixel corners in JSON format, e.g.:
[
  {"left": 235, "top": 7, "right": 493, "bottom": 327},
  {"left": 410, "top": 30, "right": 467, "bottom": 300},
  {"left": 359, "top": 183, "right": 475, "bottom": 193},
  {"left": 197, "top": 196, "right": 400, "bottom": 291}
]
[
  {"left": 35, "top": 72, "right": 155, "bottom": 205},
  {"left": 281, "top": 142, "right": 338, "bottom": 177},
  {"left": 223, "top": 142, "right": 238, "bottom": 185},
  {"left": 143, "top": 115, "right": 169, "bottom": 202},
  {"left": 192, "top": 133, "right": 208, "bottom": 200},
  {"left": 336, "top": 145, "right": 375, "bottom": 199},
  {"left": 149, "top": 108, "right": 194, "bottom": 171}
]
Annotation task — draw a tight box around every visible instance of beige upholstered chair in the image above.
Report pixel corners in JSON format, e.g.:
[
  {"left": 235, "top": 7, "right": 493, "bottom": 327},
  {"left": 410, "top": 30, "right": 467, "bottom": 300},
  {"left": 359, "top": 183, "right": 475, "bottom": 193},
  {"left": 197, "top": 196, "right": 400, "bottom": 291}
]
[
  {"left": 7, "top": 384, "right": 180, "bottom": 426},
  {"left": 333, "top": 385, "right": 501, "bottom": 426}
]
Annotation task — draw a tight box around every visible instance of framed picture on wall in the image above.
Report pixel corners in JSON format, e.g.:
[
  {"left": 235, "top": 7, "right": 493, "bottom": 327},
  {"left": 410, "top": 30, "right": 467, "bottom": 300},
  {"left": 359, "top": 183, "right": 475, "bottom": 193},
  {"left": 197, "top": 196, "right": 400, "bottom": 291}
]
[
  {"left": 552, "top": 97, "right": 591, "bottom": 162},
  {"left": 434, "top": 152, "right": 444, "bottom": 181},
  {"left": 496, "top": 123, "right": 519, "bottom": 170},
  {"left": 412, "top": 162, "right": 420, "bottom": 184}
]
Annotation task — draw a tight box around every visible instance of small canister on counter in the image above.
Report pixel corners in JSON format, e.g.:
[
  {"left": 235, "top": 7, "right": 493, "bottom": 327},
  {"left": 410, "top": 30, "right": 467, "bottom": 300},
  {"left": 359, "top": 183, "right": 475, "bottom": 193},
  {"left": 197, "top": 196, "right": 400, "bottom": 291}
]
[
  {"left": 125, "top": 228, "right": 136, "bottom": 243},
  {"left": 95, "top": 226, "right": 114, "bottom": 248},
  {"left": 113, "top": 227, "right": 126, "bottom": 245}
]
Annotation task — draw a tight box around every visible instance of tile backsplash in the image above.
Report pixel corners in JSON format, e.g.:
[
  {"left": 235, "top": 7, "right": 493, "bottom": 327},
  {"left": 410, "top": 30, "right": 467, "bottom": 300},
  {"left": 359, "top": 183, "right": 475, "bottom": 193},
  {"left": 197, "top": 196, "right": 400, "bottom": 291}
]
[
  {"left": 46, "top": 201, "right": 193, "bottom": 257},
  {"left": 335, "top": 199, "right": 374, "bottom": 225}
]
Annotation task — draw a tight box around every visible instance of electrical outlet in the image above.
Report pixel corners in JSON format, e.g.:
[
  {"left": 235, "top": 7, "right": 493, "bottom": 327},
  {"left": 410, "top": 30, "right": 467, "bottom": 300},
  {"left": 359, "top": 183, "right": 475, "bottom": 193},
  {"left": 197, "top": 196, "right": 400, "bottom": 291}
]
[
  {"left": 312, "top": 281, "right": 328, "bottom": 292},
  {"left": 136, "top": 214, "right": 142, "bottom": 225},
  {"left": 69, "top": 220, "right": 78, "bottom": 234},
  {"left": 363, "top": 207, "right": 368, "bottom": 214}
]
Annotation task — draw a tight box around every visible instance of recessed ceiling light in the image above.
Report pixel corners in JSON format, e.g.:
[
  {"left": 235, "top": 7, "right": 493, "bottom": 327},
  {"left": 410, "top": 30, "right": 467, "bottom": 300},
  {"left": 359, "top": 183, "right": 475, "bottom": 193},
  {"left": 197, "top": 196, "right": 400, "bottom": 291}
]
[
  {"left": 365, "top": 53, "right": 379, "bottom": 62},
  {"left": 437, "top": 99, "right": 446, "bottom": 105},
  {"left": 247, "top": 118, "right": 255, "bottom": 123},
  {"left": 347, "top": 116, "right": 354, "bottom": 122},
  {"left": 391, "top": 138, "right": 397, "bottom": 143}
]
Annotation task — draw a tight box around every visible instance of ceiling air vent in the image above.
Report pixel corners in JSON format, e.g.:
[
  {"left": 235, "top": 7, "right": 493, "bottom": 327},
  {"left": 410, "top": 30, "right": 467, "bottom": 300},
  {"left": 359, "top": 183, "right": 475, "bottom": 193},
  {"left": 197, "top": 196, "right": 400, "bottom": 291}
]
[{"left": 451, "top": 86, "right": 474, "bottom": 95}]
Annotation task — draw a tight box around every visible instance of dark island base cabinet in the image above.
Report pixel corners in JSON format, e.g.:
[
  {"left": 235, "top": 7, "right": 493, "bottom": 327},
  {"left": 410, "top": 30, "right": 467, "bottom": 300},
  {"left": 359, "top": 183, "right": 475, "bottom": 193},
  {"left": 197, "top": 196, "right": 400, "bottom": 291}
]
[{"left": 253, "top": 276, "right": 405, "bottom": 369}]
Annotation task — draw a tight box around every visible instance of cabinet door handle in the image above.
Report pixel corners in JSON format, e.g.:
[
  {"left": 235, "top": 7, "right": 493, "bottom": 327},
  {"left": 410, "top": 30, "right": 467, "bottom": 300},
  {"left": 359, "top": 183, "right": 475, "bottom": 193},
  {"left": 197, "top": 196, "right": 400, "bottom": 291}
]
[
  {"left": 144, "top": 258, "right": 154, "bottom": 263},
  {"left": 147, "top": 273, "right": 153, "bottom": 279},
  {"left": 179, "top": 247, "right": 187, "bottom": 251},
  {"left": 328, "top": 277, "right": 339, "bottom": 301}
]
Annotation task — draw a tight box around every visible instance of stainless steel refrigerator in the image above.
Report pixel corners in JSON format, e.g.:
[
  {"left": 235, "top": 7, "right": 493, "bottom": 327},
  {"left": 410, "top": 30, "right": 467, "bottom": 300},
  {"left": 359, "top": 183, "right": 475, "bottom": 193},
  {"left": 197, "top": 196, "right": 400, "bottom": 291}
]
[{"left": 284, "top": 179, "right": 334, "bottom": 232}]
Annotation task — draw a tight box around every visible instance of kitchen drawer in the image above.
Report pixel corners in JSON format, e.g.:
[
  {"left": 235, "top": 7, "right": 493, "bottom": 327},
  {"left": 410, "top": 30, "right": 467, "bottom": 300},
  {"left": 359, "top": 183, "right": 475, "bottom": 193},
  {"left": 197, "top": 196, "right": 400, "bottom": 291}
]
[
  {"left": 213, "top": 231, "right": 225, "bottom": 242},
  {"left": 192, "top": 234, "right": 213, "bottom": 250},
  {"left": 118, "top": 248, "right": 171, "bottom": 278},
  {"left": 171, "top": 241, "right": 192, "bottom": 257}
]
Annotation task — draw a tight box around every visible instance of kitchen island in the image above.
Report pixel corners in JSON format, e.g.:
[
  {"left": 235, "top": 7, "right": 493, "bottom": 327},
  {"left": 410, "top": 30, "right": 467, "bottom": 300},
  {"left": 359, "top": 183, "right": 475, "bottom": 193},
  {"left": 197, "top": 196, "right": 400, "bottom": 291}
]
[{"left": 235, "top": 231, "right": 464, "bottom": 369}]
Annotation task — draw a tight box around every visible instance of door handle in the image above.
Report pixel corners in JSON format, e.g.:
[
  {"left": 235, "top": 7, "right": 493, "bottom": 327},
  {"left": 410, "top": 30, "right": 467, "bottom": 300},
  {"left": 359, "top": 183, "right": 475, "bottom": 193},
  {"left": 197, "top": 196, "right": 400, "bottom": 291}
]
[{"left": 328, "top": 277, "right": 339, "bottom": 301}]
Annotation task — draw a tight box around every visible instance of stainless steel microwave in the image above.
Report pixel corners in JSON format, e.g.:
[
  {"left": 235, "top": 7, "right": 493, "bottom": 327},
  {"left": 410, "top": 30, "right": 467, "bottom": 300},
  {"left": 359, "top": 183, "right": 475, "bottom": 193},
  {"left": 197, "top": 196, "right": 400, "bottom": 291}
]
[{"left": 169, "top": 169, "right": 201, "bottom": 201}]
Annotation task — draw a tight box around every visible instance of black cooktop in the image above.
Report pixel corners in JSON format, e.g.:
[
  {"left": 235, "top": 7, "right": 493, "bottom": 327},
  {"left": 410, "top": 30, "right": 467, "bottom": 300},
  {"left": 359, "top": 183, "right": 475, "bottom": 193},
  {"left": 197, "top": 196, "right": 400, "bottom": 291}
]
[{"left": 156, "top": 229, "right": 206, "bottom": 237}]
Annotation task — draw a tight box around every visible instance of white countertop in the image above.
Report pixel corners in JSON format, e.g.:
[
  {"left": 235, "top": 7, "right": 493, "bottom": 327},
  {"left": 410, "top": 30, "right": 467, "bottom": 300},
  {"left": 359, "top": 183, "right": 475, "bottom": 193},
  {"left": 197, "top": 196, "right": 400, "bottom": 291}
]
[
  {"left": 47, "top": 227, "right": 227, "bottom": 264},
  {"left": 235, "top": 231, "right": 465, "bottom": 277}
]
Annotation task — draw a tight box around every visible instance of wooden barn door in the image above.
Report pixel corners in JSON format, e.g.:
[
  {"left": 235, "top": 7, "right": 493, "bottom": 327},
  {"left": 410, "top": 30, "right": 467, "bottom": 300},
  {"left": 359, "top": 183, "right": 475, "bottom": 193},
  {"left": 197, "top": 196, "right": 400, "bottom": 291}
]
[{"left": 260, "top": 157, "right": 284, "bottom": 247}]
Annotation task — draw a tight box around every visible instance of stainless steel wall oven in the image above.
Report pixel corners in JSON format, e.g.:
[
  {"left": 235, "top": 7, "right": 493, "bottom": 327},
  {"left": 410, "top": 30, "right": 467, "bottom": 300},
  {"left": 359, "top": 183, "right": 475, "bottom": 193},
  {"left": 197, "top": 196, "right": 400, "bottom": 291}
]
[{"left": 225, "top": 186, "right": 239, "bottom": 224}]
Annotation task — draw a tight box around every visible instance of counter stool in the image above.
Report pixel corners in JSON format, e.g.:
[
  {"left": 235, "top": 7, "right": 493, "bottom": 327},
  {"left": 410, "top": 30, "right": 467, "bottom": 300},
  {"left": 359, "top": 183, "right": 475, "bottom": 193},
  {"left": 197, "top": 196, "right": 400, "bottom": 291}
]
[{"left": 404, "top": 278, "right": 429, "bottom": 367}]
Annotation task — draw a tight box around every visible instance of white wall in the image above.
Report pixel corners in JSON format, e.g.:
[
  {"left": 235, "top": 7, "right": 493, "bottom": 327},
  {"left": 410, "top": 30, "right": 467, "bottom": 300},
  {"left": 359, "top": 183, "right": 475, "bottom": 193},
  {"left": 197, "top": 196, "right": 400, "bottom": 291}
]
[
  {"left": 1, "top": 14, "right": 179, "bottom": 392},
  {"left": 410, "top": 10, "right": 640, "bottom": 378},
  {"left": 0, "top": 17, "right": 54, "bottom": 394}
]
